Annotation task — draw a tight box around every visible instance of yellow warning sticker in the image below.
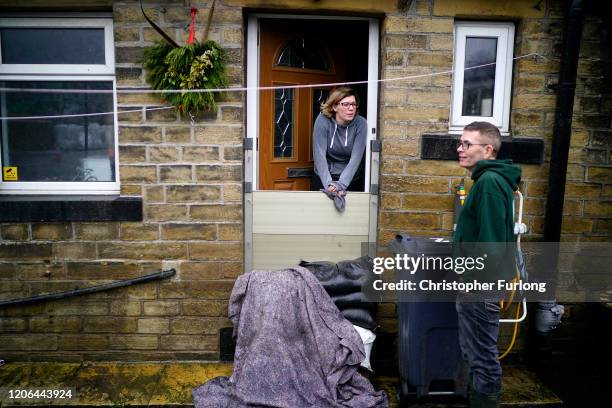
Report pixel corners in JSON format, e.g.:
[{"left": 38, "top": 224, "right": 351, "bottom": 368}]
[{"left": 3, "top": 166, "right": 18, "bottom": 181}]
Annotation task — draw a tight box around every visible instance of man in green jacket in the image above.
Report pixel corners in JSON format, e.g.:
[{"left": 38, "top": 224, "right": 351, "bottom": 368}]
[{"left": 454, "top": 121, "right": 522, "bottom": 408}]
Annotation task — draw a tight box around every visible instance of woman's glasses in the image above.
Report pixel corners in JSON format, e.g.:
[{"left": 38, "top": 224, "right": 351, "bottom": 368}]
[{"left": 338, "top": 102, "right": 358, "bottom": 109}]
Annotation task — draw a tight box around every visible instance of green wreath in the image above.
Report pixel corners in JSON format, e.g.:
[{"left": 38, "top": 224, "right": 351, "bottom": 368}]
[{"left": 143, "top": 40, "right": 228, "bottom": 113}]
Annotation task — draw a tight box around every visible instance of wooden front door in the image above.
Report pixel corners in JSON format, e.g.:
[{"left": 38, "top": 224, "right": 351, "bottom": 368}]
[{"left": 258, "top": 19, "right": 346, "bottom": 190}]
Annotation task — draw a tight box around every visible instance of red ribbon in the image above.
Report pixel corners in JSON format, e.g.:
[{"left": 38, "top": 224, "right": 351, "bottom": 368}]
[{"left": 188, "top": 7, "right": 197, "bottom": 45}]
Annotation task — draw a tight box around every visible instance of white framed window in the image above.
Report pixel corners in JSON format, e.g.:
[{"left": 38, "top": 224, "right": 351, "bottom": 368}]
[
  {"left": 0, "top": 17, "right": 119, "bottom": 195},
  {"left": 450, "top": 22, "right": 514, "bottom": 134}
]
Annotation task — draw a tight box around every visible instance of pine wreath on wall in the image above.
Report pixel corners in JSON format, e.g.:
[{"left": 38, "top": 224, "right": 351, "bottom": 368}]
[{"left": 141, "top": 1, "right": 228, "bottom": 113}]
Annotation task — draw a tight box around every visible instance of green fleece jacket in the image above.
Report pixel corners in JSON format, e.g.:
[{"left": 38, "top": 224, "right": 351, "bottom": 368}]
[{"left": 453, "top": 159, "right": 522, "bottom": 282}]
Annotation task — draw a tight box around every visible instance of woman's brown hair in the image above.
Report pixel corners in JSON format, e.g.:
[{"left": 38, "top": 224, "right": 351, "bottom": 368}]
[{"left": 320, "top": 87, "right": 358, "bottom": 118}]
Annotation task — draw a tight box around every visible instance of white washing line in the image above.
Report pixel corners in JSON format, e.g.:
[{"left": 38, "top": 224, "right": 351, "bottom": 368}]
[{"left": 0, "top": 52, "right": 545, "bottom": 120}]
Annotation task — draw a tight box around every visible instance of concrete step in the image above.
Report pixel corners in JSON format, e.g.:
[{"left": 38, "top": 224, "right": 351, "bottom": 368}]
[{"left": 0, "top": 362, "right": 561, "bottom": 407}]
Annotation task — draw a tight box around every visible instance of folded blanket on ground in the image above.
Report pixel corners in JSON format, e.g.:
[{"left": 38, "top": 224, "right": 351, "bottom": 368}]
[{"left": 192, "top": 266, "right": 388, "bottom": 408}]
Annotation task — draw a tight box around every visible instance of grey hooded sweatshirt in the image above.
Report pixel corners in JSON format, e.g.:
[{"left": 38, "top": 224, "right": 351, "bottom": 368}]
[{"left": 312, "top": 113, "right": 368, "bottom": 190}]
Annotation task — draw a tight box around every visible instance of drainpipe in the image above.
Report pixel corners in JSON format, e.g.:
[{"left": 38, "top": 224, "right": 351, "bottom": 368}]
[
  {"left": 543, "top": 0, "right": 585, "bottom": 254},
  {"left": 534, "top": 0, "right": 584, "bottom": 366}
]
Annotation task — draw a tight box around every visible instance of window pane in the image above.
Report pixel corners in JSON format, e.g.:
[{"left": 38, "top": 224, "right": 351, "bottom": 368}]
[
  {"left": 462, "top": 37, "right": 497, "bottom": 117},
  {"left": 274, "top": 88, "right": 294, "bottom": 159},
  {"left": 0, "top": 28, "right": 105, "bottom": 64},
  {"left": 1, "top": 81, "right": 115, "bottom": 182},
  {"left": 277, "top": 37, "right": 329, "bottom": 71}
]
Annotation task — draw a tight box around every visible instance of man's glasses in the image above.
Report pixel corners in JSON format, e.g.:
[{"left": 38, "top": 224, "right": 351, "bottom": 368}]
[
  {"left": 456, "top": 140, "right": 489, "bottom": 150},
  {"left": 338, "top": 102, "right": 358, "bottom": 108}
]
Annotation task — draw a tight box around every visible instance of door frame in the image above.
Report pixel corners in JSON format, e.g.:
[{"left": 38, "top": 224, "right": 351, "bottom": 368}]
[{"left": 245, "top": 13, "right": 380, "bottom": 270}]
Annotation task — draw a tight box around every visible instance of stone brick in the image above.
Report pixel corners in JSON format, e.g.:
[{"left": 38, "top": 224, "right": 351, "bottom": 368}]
[
  {"left": 74, "top": 223, "right": 120, "bottom": 240},
  {"left": 58, "top": 334, "right": 108, "bottom": 351},
  {"left": 45, "top": 301, "right": 108, "bottom": 316},
  {"left": 114, "top": 27, "right": 140, "bottom": 42},
  {"left": 430, "top": 34, "right": 453, "bottom": 50},
  {"left": 115, "top": 7, "right": 159, "bottom": 24},
  {"left": 118, "top": 106, "right": 144, "bottom": 123},
  {"left": 596, "top": 219, "right": 612, "bottom": 233},
  {"left": 407, "top": 160, "right": 466, "bottom": 176},
  {"left": 189, "top": 242, "right": 242, "bottom": 261},
  {"left": 166, "top": 185, "right": 221, "bottom": 203},
  {"left": 511, "top": 112, "right": 544, "bottom": 127},
  {"left": 222, "top": 27, "right": 242, "bottom": 45},
  {"left": 115, "top": 46, "right": 145, "bottom": 64},
  {"left": 527, "top": 181, "right": 547, "bottom": 197},
  {"left": 17, "top": 263, "right": 65, "bottom": 281},
  {"left": 159, "top": 335, "right": 217, "bottom": 350},
  {"left": 98, "top": 242, "right": 188, "bottom": 260},
  {"left": 382, "top": 159, "right": 405, "bottom": 174},
  {"left": 0, "top": 243, "right": 52, "bottom": 260},
  {"left": 180, "top": 262, "right": 224, "bottom": 280},
  {"left": 118, "top": 93, "right": 165, "bottom": 105},
  {"left": 161, "top": 223, "right": 217, "bottom": 240},
  {"left": 83, "top": 317, "right": 137, "bottom": 333},
  {"left": 384, "top": 50, "right": 404, "bottom": 66},
  {"left": 120, "top": 127, "right": 162, "bottom": 144},
  {"left": 170, "top": 317, "right": 223, "bottom": 334},
  {"left": 66, "top": 262, "right": 143, "bottom": 280},
  {"left": 382, "top": 140, "right": 419, "bottom": 157},
  {"left": 110, "top": 300, "right": 142, "bottom": 316},
  {"left": 219, "top": 224, "right": 242, "bottom": 241},
  {"left": 121, "top": 184, "right": 142, "bottom": 196},
  {"left": 195, "top": 165, "right": 242, "bottom": 181},
  {"left": 120, "top": 165, "right": 157, "bottom": 183},
  {"left": 32, "top": 223, "right": 72, "bottom": 240},
  {"left": 385, "top": 17, "right": 453, "bottom": 33},
  {"left": 563, "top": 200, "right": 582, "bottom": 216},
  {"left": 561, "top": 217, "right": 594, "bottom": 234},
  {"left": 517, "top": 75, "right": 546, "bottom": 93},
  {"left": 568, "top": 148, "right": 608, "bottom": 164},
  {"left": 181, "top": 300, "right": 227, "bottom": 316},
  {"left": 381, "top": 211, "right": 441, "bottom": 229},
  {"left": 407, "top": 89, "right": 450, "bottom": 105},
  {"left": 381, "top": 193, "right": 401, "bottom": 210},
  {"left": 564, "top": 183, "right": 601, "bottom": 198},
  {"left": 165, "top": 127, "right": 192, "bottom": 143},
  {"left": 221, "top": 106, "right": 243, "bottom": 123},
  {"left": 523, "top": 198, "right": 545, "bottom": 215},
  {"left": 0, "top": 263, "right": 17, "bottom": 280},
  {"left": 514, "top": 94, "right": 557, "bottom": 110},
  {"left": 119, "top": 146, "right": 147, "bottom": 163},
  {"left": 604, "top": 185, "right": 612, "bottom": 197},
  {"left": 109, "top": 335, "right": 158, "bottom": 350},
  {"left": 190, "top": 205, "right": 242, "bottom": 222},
  {"left": 159, "top": 165, "right": 193, "bottom": 182},
  {"left": 592, "top": 131, "right": 612, "bottom": 148},
  {"left": 120, "top": 222, "right": 159, "bottom": 241},
  {"left": 30, "top": 316, "right": 81, "bottom": 333},
  {"left": 143, "top": 301, "right": 180, "bottom": 316},
  {"left": 384, "top": 106, "right": 448, "bottom": 121},
  {"left": 146, "top": 107, "right": 178, "bottom": 122},
  {"left": 223, "top": 184, "right": 242, "bottom": 201},
  {"left": 53, "top": 242, "right": 96, "bottom": 260},
  {"left": 145, "top": 204, "right": 189, "bottom": 221},
  {"left": 587, "top": 167, "right": 612, "bottom": 182},
  {"left": 194, "top": 126, "right": 243, "bottom": 144},
  {"left": 1, "top": 335, "right": 57, "bottom": 351},
  {"left": 183, "top": 146, "right": 220, "bottom": 162},
  {"left": 0, "top": 317, "right": 25, "bottom": 332},
  {"left": 405, "top": 52, "right": 452, "bottom": 68},
  {"left": 402, "top": 194, "right": 454, "bottom": 211},
  {"left": 382, "top": 175, "right": 449, "bottom": 193},
  {"left": 584, "top": 201, "right": 612, "bottom": 216},
  {"left": 566, "top": 164, "right": 585, "bottom": 181},
  {"left": 1, "top": 224, "right": 29, "bottom": 241},
  {"left": 518, "top": 58, "right": 561, "bottom": 74},
  {"left": 141, "top": 187, "right": 162, "bottom": 204},
  {"left": 137, "top": 318, "right": 170, "bottom": 334},
  {"left": 385, "top": 34, "right": 427, "bottom": 49},
  {"left": 148, "top": 146, "right": 180, "bottom": 163},
  {"left": 223, "top": 146, "right": 243, "bottom": 161}
]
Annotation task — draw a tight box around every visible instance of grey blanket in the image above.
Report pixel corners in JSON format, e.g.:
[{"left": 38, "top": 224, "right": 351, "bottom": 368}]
[
  {"left": 192, "top": 266, "right": 388, "bottom": 408},
  {"left": 321, "top": 181, "right": 347, "bottom": 212}
]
